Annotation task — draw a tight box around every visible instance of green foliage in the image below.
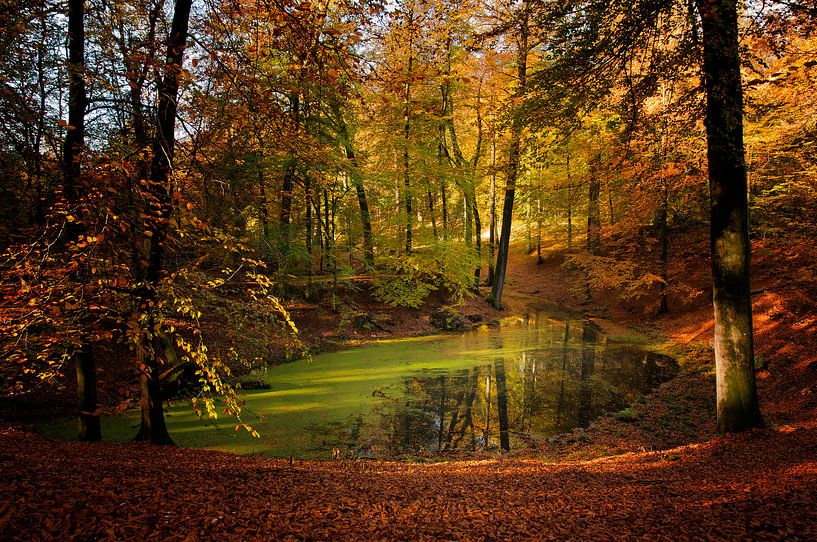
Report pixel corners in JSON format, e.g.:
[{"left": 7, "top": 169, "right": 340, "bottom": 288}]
[
  {"left": 373, "top": 241, "right": 477, "bottom": 308},
  {"left": 159, "top": 260, "right": 306, "bottom": 438},
  {"left": 373, "top": 256, "right": 437, "bottom": 308}
]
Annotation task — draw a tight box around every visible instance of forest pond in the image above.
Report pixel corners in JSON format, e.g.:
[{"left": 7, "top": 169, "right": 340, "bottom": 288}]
[{"left": 42, "top": 311, "right": 677, "bottom": 459}]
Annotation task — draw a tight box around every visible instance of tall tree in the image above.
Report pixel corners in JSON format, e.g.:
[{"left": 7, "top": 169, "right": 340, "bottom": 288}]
[
  {"left": 134, "top": 0, "right": 193, "bottom": 445},
  {"left": 63, "top": 0, "right": 100, "bottom": 442},
  {"left": 490, "top": 0, "right": 529, "bottom": 309},
  {"left": 528, "top": 0, "right": 762, "bottom": 432},
  {"left": 696, "top": 0, "right": 762, "bottom": 432},
  {"left": 334, "top": 107, "right": 375, "bottom": 269}
]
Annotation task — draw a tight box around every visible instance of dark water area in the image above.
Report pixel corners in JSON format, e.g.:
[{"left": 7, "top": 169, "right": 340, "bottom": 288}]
[{"left": 318, "top": 313, "right": 677, "bottom": 457}]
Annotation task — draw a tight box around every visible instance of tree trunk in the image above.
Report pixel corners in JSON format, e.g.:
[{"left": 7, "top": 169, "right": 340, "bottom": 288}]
[
  {"left": 486, "top": 131, "right": 497, "bottom": 285},
  {"left": 279, "top": 93, "right": 299, "bottom": 260},
  {"left": 304, "top": 173, "right": 313, "bottom": 274},
  {"left": 403, "top": 26, "right": 415, "bottom": 256},
  {"left": 587, "top": 153, "right": 602, "bottom": 256},
  {"left": 472, "top": 194, "right": 482, "bottom": 288},
  {"left": 490, "top": 4, "right": 528, "bottom": 309},
  {"left": 697, "top": 0, "right": 762, "bottom": 433},
  {"left": 64, "top": 0, "right": 101, "bottom": 443},
  {"left": 566, "top": 151, "right": 573, "bottom": 252},
  {"left": 258, "top": 168, "right": 270, "bottom": 241},
  {"left": 75, "top": 343, "right": 100, "bottom": 441},
  {"left": 135, "top": 0, "right": 193, "bottom": 445},
  {"left": 333, "top": 107, "right": 374, "bottom": 268},
  {"left": 657, "top": 179, "right": 669, "bottom": 314},
  {"left": 427, "top": 189, "right": 438, "bottom": 239}
]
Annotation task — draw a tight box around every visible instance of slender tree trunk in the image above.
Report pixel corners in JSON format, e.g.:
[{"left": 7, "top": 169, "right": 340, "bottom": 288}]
[
  {"left": 64, "top": 0, "right": 100, "bottom": 443},
  {"left": 566, "top": 151, "right": 573, "bottom": 252},
  {"left": 697, "top": 0, "right": 762, "bottom": 432},
  {"left": 74, "top": 344, "right": 99, "bottom": 441},
  {"left": 525, "top": 193, "right": 532, "bottom": 254},
  {"left": 442, "top": 64, "right": 483, "bottom": 287},
  {"left": 465, "top": 191, "right": 473, "bottom": 248},
  {"left": 587, "top": 154, "right": 602, "bottom": 256},
  {"left": 473, "top": 194, "right": 482, "bottom": 288},
  {"left": 608, "top": 189, "right": 615, "bottom": 226},
  {"left": 258, "top": 168, "right": 269, "bottom": 240},
  {"left": 305, "top": 173, "right": 313, "bottom": 273},
  {"left": 135, "top": 0, "right": 193, "bottom": 445},
  {"left": 324, "top": 188, "right": 331, "bottom": 273},
  {"left": 335, "top": 111, "right": 374, "bottom": 268},
  {"left": 403, "top": 23, "right": 415, "bottom": 256},
  {"left": 491, "top": 5, "right": 528, "bottom": 309},
  {"left": 536, "top": 180, "right": 543, "bottom": 264},
  {"left": 427, "top": 189, "right": 438, "bottom": 239},
  {"left": 441, "top": 179, "right": 448, "bottom": 239},
  {"left": 657, "top": 179, "right": 669, "bottom": 314},
  {"left": 472, "top": 81, "right": 484, "bottom": 287},
  {"left": 314, "top": 195, "right": 324, "bottom": 274},
  {"left": 279, "top": 93, "right": 299, "bottom": 261},
  {"left": 487, "top": 131, "right": 497, "bottom": 285}
]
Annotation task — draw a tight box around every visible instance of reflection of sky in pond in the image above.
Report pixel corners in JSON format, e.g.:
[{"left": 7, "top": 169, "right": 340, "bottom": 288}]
[{"left": 39, "top": 313, "right": 677, "bottom": 459}]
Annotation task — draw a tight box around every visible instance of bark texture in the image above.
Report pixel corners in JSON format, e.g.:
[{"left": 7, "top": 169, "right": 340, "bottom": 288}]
[{"left": 697, "top": 0, "right": 762, "bottom": 432}]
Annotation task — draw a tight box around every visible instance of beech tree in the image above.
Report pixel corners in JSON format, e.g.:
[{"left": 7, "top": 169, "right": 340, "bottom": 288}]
[
  {"left": 133, "top": 0, "right": 193, "bottom": 444},
  {"left": 697, "top": 0, "right": 762, "bottom": 431},
  {"left": 527, "top": 0, "right": 762, "bottom": 431},
  {"left": 490, "top": 0, "right": 530, "bottom": 309},
  {"left": 63, "top": 0, "right": 101, "bottom": 442}
]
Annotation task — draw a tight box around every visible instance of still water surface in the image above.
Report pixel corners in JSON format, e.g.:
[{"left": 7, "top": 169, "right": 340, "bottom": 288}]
[{"left": 43, "top": 310, "right": 677, "bottom": 459}]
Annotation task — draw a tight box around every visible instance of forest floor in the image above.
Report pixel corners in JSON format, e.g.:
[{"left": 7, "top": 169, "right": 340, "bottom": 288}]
[{"left": 3, "top": 226, "right": 817, "bottom": 540}]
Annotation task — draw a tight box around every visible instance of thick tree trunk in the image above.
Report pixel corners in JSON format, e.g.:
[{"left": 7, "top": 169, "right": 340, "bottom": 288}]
[
  {"left": 64, "top": 0, "right": 100, "bottom": 442},
  {"left": 135, "top": 0, "right": 193, "bottom": 445},
  {"left": 697, "top": 0, "right": 762, "bottom": 433},
  {"left": 75, "top": 343, "right": 100, "bottom": 441},
  {"left": 491, "top": 6, "right": 528, "bottom": 309},
  {"left": 133, "top": 323, "right": 174, "bottom": 445}
]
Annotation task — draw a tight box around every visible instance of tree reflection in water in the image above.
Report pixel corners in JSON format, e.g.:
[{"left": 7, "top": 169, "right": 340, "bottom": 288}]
[{"left": 370, "top": 318, "right": 676, "bottom": 455}]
